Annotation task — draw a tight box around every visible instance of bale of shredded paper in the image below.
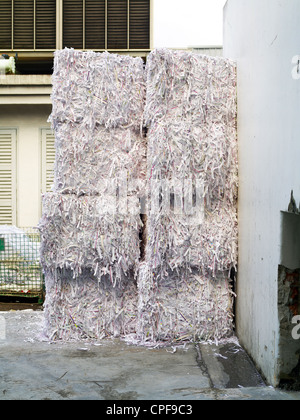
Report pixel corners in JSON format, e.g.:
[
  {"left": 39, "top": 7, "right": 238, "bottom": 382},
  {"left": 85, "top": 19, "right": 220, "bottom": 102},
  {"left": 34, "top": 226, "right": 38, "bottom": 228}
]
[
  {"left": 144, "top": 48, "right": 236, "bottom": 127},
  {"left": 53, "top": 123, "right": 147, "bottom": 197},
  {"left": 144, "top": 206, "right": 237, "bottom": 276},
  {"left": 146, "top": 120, "right": 238, "bottom": 209},
  {"left": 43, "top": 268, "right": 138, "bottom": 341},
  {"left": 143, "top": 49, "right": 238, "bottom": 276},
  {"left": 136, "top": 264, "right": 234, "bottom": 345},
  {"left": 39, "top": 193, "right": 142, "bottom": 284},
  {"left": 49, "top": 48, "right": 146, "bottom": 130},
  {"left": 41, "top": 49, "right": 147, "bottom": 343},
  {"left": 135, "top": 49, "right": 238, "bottom": 344}
]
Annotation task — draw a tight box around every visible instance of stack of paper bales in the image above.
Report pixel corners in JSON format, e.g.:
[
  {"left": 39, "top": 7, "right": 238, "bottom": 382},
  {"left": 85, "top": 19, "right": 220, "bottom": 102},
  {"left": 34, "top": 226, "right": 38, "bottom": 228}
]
[
  {"left": 40, "top": 47, "right": 238, "bottom": 345},
  {"left": 136, "top": 49, "right": 238, "bottom": 345},
  {"left": 39, "top": 49, "right": 146, "bottom": 340}
]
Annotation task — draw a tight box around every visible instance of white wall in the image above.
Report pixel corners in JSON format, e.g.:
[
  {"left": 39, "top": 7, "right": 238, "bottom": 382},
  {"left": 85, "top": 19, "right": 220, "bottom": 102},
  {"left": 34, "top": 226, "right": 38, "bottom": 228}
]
[
  {"left": 224, "top": 0, "right": 300, "bottom": 386},
  {"left": 0, "top": 104, "right": 52, "bottom": 228}
]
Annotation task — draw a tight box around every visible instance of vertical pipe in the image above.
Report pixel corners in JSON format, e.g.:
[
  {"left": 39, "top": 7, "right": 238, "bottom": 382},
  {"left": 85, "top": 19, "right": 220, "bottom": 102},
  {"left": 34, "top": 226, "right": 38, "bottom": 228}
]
[
  {"left": 11, "top": 0, "right": 14, "bottom": 49},
  {"left": 149, "top": 0, "right": 154, "bottom": 50},
  {"left": 34, "top": 0, "right": 36, "bottom": 50},
  {"left": 83, "top": 0, "right": 85, "bottom": 49},
  {"left": 105, "top": 0, "right": 107, "bottom": 50},
  {"left": 127, "top": 0, "right": 130, "bottom": 50},
  {"left": 57, "top": 0, "right": 63, "bottom": 50}
]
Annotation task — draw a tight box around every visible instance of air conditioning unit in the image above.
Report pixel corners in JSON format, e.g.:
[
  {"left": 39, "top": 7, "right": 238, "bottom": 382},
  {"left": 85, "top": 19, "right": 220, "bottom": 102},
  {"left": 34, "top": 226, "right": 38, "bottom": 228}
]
[{"left": 0, "top": 57, "right": 16, "bottom": 75}]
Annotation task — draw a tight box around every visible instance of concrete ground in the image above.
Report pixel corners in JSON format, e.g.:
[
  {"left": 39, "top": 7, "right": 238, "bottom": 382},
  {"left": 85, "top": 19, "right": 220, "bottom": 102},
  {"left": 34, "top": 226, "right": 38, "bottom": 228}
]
[{"left": 0, "top": 310, "right": 299, "bottom": 401}]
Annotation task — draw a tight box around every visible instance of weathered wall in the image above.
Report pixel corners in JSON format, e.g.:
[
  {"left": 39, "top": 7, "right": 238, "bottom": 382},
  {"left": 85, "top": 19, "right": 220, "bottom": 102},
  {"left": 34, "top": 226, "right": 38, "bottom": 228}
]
[
  {"left": 278, "top": 265, "right": 300, "bottom": 387},
  {"left": 0, "top": 104, "right": 51, "bottom": 227},
  {"left": 224, "top": 0, "right": 300, "bottom": 386}
]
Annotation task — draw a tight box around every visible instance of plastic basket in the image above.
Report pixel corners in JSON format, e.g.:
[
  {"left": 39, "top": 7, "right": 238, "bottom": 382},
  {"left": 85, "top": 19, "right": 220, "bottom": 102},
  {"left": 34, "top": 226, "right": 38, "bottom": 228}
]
[{"left": 0, "top": 227, "right": 44, "bottom": 299}]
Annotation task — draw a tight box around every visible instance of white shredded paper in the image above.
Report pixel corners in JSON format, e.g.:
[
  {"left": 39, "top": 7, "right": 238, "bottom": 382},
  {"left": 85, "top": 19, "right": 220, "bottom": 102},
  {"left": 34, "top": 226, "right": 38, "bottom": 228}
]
[
  {"left": 53, "top": 124, "right": 147, "bottom": 197},
  {"left": 135, "top": 49, "right": 238, "bottom": 345},
  {"left": 50, "top": 49, "right": 146, "bottom": 130},
  {"left": 43, "top": 269, "right": 137, "bottom": 341},
  {"left": 136, "top": 264, "right": 234, "bottom": 345},
  {"left": 40, "top": 49, "right": 146, "bottom": 341},
  {"left": 40, "top": 48, "right": 238, "bottom": 345},
  {"left": 39, "top": 193, "right": 142, "bottom": 283}
]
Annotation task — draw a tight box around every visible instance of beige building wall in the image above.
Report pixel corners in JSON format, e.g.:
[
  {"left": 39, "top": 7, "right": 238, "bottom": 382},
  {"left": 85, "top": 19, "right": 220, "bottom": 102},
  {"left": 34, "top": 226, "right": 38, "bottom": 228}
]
[{"left": 0, "top": 104, "right": 52, "bottom": 228}]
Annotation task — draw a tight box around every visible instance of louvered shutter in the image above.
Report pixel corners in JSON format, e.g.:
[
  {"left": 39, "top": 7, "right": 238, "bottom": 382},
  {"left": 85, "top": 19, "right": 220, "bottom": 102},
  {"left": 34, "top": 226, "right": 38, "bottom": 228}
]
[
  {"left": 0, "top": 0, "right": 12, "bottom": 50},
  {"left": 107, "top": 0, "right": 128, "bottom": 49},
  {"left": 36, "top": 0, "right": 56, "bottom": 49},
  {"left": 129, "top": 0, "right": 150, "bottom": 49},
  {"left": 14, "top": 0, "right": 34, "bottom": 49},
  {"left": 63, "top": 0, "right": 83, "bottom": 49},
  {"left": 0, "top": 130, "right": 17, "bottom": 226},
  {"left": 41, "top": 129, "right": 55, "bottom": 193},
  {"left": 85, "top": 0, "right": 105, "bottom": 50}
]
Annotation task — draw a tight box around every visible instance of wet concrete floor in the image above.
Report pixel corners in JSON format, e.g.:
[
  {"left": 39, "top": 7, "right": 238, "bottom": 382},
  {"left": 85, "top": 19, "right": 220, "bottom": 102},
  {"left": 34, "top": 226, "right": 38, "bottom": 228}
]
[{"left": 0, "top": 310, "right": 299, "bottom": 401}]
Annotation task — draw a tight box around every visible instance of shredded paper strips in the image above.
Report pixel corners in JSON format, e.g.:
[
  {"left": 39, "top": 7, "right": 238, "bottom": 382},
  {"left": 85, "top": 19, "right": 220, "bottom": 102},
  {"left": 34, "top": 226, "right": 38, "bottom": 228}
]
[
  {"left": 39, "top": 48, "right": 238, "bottom": 345},
  {"left": 53, "top": 124, "right": 147, "bottom": 197},
  {"left": 43, "top": 269, "right": 138, "bottom": 341},
  {"left": 50, "top": 49, "right": 145, "bottom": 130},
  {"left": 136, "top": 49, "right": 238, "bottom": 345},
  {"left": 39, "top": 193, "right": 142, "bottom": 282}
]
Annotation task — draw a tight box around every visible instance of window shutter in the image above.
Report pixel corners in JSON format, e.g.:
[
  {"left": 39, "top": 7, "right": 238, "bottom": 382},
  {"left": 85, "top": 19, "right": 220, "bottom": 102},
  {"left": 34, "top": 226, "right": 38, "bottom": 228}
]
[
  {"left": 129, "top": 0, "right": 150, "bottom": 49},
  {"left": 63, "top": 0, "right": 83, "bottom": 49},
  {"left": 107, "top": 0, "right": 128, "bottom": 49},
  {"left": 1, "top": 0, "right": 151, "bottom": 52},
  {"left": 14, "top": 0, "right": 34, "bottom": 49},
  {"left": 85, "top": 0, "right": 105, "bottom": 50},
  {"left": 0, "top": 130, "right": 17, "bottom": 226},
  {"left": 0, "top": 0, "right": 12, "bottom": 50},
  {"left": 41, "top": 129, "right": 55, "bottom": 194},
  {"left": 36, "top": 0, "right": 56, "bottom": 49}
]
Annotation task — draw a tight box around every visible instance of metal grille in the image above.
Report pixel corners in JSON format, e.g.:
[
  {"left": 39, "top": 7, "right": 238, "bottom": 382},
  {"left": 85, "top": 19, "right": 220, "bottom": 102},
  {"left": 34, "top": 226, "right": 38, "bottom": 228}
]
[
  {"left": 0, "top": 227, "right": 44, "bottom": 299},
  {"left": 0, "top": 0, "right": 12, "bottom": 49},
  {"left": 0, "top": 0, "right": 150, "bottom": 52},
  {"left": 0, "top": 0, "right": 56, "bottom": 50},
  {"left": 14, "top": 0, "right": 34, "bottom": 49},
  {"left": 36, "top": 0, "right": 57, "bottom": 49},
  {"left": 85, "top": 0, "right": 105, "bottom": 50},
  {"left": 63, "top": 0, "right": 83, "bottom": 49},
  {"left": 107, "top": 0, "right": 128, "bottom": 50},
  {"left": 129, "top": 0, "right": 150, "bottom": 49}
]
